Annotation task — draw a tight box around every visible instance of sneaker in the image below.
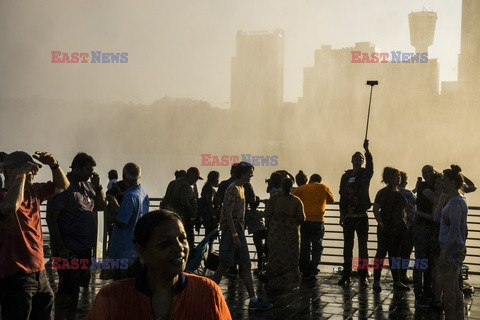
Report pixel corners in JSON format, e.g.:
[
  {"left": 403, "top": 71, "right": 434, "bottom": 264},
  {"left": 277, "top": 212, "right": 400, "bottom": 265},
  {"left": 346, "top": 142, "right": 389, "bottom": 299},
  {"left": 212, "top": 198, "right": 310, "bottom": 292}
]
[
  {"left": 373, "top": 281, "right": 381, "bottom": 291},
  {"left": 337, "top": 276, "right": 351, "bottom": 286},
  {"left": 393, "top": 282, "right": 410, "bottom": 291},
  {"left": 249, "top": 299, "right": 273, "bottom": 311}
]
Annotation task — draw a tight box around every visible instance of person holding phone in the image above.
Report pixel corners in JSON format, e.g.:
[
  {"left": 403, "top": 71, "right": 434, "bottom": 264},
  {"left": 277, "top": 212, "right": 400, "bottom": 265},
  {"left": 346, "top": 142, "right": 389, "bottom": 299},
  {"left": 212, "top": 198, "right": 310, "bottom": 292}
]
[{"left": 47, "top": 152, "right": 105, "bottom": 320}]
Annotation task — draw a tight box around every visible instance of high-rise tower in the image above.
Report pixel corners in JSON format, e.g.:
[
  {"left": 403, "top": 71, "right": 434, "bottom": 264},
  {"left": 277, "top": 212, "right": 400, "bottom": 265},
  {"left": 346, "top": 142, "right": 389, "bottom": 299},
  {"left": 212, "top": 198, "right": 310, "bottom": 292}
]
[
  {"left": 408, "top": 10, "right": 437, "bottom": 54},
  {"left": 458, "top": 0, "right": 480, "bottom": 87},
  {"left": 231, "top": 29, "right": 284, "bottom": 111}
]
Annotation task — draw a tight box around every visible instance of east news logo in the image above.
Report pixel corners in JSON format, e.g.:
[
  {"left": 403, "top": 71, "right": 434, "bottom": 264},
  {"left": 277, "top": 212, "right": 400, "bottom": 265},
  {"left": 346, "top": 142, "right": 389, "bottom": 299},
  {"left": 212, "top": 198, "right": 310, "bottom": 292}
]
[
  {"left": 351, "top": 51, "right": 428, "bottom": 63},
  {"left": 51, "top": 51, "right": 128, "bottom": 63}
]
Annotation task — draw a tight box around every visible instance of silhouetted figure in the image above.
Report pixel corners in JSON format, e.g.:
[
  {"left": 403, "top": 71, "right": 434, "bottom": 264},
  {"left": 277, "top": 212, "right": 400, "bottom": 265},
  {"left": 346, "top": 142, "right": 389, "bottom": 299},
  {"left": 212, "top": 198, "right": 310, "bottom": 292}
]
[
  {"left": 435, "top": 165, "right": 467, "bottom": 320},
  {"left": 216, "top": 164, "right": 237, "bottom": 207},
  {"left": 412, "top": 164, "right": 436, "bottom": 305},
  {"left": 398, "top": 171, "right": 416, "bottom": 284},
  {"left": 199, "top": 171, "right": 220, "bottom": 253},
  {"left": 265, "top": 177, "right": 305, "bottom": 290},
  {"left": 295, "top": 170, "right": 308, "bottom": 188},
  {"left": 0, "top": 151, "right": 69, "bottom": 320},
  {"left": 246, "top": 195, "right": 267, "bottom": 273},
  {"left": 338, "top": 139, "right": 373, "bottom": 287},
  {"left": 109, "top": 163, "right": 149, "bottom": 280},
  {"left": 47, "top": 152, "right": 105, "bottom": 320},
  {"left": 104, "top": 179, "right": 127, "bottom": 254},
  {"left": 212, "top": 162, "right": 272, "bottom": 311},
  {"left": 174, "top": 169, "right": 187, "bottom": 180},
  {"left": 372, "top": 167, "right": 409, "bottom": 291},
  {"left": 293, "top": 173, "right": 334, "bottom": 279},
  {"left": 162, "top": 167, "right": 202, "bottom": 252},
  {"left": 106, "top": 169, "right": 118, "bottom": 191},
  {"left": 216, "top": 164, "right": 255, "bottom": 275},
  {"left": 266, "top": 170, "right": 295, "bottom": 196}
]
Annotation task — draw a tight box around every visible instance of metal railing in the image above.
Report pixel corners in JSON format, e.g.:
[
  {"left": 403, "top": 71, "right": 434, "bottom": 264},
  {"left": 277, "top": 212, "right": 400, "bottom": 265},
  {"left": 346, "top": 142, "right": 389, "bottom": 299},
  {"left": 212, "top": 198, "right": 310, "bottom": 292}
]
[{"left": 40, "top": 199, "right": 480, "bottom": 275}]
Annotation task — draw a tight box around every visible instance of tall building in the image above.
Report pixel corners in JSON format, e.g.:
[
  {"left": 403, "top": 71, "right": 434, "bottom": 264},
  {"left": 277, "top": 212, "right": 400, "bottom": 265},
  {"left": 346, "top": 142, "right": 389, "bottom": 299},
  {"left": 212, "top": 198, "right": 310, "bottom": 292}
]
[
  {"left": 409, "top": 11, "right": 437, "bottom": 54},
  {"left": 231, "top": 29, "right": 284, "bottom": 111},
  {"left": 458, "top": 0, "right": 480, "bottom": 88}
]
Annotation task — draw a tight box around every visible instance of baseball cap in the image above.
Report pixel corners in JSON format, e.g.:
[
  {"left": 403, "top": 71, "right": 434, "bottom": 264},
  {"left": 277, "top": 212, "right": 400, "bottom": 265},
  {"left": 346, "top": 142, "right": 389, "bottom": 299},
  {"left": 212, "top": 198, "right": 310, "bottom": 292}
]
[
  {"left": 1, "top": 151, "right": 42, "bottom": 170},
  {"left": 187, "top": 167, "right": 203, "bottom": 180}
]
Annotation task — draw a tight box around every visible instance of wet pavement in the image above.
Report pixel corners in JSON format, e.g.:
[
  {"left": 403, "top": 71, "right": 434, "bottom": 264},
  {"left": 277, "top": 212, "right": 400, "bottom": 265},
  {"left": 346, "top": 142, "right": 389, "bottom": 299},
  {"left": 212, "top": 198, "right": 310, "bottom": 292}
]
[{"left": 48, "top": 266, "right": 479, "bottom": 320}]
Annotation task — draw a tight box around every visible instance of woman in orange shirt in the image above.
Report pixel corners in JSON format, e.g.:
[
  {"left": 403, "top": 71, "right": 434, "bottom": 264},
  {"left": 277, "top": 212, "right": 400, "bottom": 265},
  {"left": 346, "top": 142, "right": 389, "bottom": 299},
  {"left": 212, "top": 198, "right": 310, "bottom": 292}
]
[{"left": 88, "top": 209, "right": 232, "bottom": 320}]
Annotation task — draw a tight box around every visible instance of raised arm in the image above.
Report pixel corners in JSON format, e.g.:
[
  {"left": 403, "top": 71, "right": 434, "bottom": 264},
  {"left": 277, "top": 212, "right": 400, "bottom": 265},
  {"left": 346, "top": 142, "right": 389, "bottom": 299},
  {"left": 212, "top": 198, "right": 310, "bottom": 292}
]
[
  {"left": 0, "top": 162, "right": 36, "bottom": 218},
  {"left": 364, "top": 140, "right": 373, "bottom": 179},
  {"left": 90, "top": 172, "right": 106, "bottom": 211},
  {"left": 462, "top": 175, "right": 477, "bottom": 193},
  {"left": 33, "top": 151, "right": 69, "bottom": 194}
]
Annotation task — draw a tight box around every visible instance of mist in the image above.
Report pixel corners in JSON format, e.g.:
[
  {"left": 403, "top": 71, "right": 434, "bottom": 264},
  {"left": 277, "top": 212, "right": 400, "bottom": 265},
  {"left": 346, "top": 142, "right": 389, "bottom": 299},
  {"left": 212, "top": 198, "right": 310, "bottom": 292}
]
[{"left": 1, "top": 0, "right": 479, "bottom": 205}]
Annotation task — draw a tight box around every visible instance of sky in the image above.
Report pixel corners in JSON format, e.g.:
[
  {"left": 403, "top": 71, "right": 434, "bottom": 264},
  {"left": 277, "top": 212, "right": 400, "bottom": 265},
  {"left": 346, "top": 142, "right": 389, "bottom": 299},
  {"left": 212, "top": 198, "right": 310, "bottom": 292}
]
[{"left": 0, "top": 0, "right": 462, "bottom": 108}]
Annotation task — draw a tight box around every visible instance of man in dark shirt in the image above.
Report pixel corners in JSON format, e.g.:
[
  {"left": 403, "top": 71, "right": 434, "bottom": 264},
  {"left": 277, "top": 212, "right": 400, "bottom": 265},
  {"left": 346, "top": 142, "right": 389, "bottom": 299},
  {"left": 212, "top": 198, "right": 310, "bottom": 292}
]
[
  {"left": 47, "top": 152, "right": 105, "bottom": 320},
  {"left": 162, "top": 167, "right": 202, "bottom": 252},
  {"left": 412, "top": 165, "right": 436, "bottom": 305},
  {"left": 338, "top": 140, "right": 373, "bottom": 287}
]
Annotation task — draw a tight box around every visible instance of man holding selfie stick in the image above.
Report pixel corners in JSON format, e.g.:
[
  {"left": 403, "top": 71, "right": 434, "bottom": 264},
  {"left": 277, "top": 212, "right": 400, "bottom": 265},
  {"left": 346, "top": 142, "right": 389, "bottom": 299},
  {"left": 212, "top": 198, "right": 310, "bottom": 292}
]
[
  {"left": 47, "top": 152, "right": 105, "bottom": 320},
  {"left": 338, "top": 81, "right": 377, "bottom": 287},
  {"left": 0, "top": 151, "right": 69, "bottom": 320}
]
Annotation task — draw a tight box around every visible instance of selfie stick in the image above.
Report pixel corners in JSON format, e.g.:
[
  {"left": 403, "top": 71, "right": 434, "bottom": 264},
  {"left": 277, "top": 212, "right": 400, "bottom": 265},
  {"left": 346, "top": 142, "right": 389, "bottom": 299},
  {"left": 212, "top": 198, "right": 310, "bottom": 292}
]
[{"left": 365, "top": 80, "right": 378, "bottom": 140}]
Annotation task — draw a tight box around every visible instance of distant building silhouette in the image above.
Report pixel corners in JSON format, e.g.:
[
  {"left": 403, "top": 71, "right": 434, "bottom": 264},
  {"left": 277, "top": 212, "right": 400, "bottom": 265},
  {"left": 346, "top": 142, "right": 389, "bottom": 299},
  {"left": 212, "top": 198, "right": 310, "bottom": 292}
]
[
  {"left": 458, "top": 0, "right": 480, "bottom": 91},
  {"left": 299, "top": 38, "right": 439, "bottom": 117},
  {"left": 231, "top": 29, "right": 284, "bottom": 111},
  {"left": 442, "top": 0, "right": 480, "bottom": 100},
  {"left": 409, "top": 11, "right": 437, "bottom": 54}
]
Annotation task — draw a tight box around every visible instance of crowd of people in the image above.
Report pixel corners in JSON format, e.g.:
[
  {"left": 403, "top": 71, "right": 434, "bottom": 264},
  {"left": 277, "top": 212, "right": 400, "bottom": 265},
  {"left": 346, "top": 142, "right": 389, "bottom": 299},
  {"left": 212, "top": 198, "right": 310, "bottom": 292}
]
[{"left": 0, "top": 143, "right": 474, "bottom": 319}]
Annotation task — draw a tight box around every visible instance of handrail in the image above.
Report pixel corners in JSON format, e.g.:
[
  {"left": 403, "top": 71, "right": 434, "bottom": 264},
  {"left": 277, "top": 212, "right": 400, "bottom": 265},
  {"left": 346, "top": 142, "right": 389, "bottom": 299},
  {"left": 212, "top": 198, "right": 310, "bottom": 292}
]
[{"left": 39, "top": 199, "right": 480, "bottom": 275}]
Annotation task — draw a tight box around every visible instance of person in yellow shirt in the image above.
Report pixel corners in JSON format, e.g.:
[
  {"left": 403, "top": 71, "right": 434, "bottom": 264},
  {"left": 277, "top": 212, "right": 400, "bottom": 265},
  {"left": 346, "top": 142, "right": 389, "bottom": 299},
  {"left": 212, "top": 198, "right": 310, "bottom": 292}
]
[{"left": 293, "top": 174, "right": 334, "bottom": 279}]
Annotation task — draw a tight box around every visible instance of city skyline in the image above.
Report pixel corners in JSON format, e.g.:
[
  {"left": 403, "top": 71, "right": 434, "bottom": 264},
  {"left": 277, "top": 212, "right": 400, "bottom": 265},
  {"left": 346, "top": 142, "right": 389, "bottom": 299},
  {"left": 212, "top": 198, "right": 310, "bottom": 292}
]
[{"left": 0, "top": 0, "right": 463, "bottom": 107}]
